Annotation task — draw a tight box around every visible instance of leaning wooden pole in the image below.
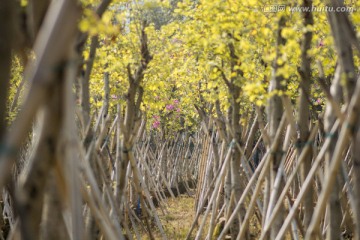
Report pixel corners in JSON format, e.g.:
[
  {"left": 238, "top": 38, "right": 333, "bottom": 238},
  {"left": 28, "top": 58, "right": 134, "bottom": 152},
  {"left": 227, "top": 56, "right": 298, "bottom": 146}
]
[
  {"left": 0, "top": 1, "right": 14, "bottom": 238},
  {"left": 0, "top": 0, "right": 80, "bottom": 191}
]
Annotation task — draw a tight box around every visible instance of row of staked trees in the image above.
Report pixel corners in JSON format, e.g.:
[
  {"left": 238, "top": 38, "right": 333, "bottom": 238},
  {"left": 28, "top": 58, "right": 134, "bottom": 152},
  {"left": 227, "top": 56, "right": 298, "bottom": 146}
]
[{"left": 1, "top": 0, "right": 360, "bottom": 239}]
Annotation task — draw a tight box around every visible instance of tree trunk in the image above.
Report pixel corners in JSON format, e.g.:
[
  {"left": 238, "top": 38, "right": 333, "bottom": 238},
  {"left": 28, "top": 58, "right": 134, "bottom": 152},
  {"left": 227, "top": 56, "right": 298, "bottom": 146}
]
[
  {"left": 267, "top": 16, "right": 286, "bottom": 240},
  {"left": 297, "top": 0, "right": 314, "bottom": 228},
  {"left": 327, "top": 1, "right": 357, "bottom": 238},
  {"left": 0, "top": 1, "right": 14, "bottom": 236},
  {"left": 81, "top": 36, "right": 98, "bottom": 148},
  {"left": 16, "top": 81, "right": 62, "bottom": 240},
  {"left": 41, "top": 172, "right": 69, "bottom": 240},
  {"left": 229, "top": 89, "right": 247, "bottom": 239},
  {"left": 325, "top": 66, "right": 343, "bottom": 240},
  {"left": 26, "top": 0, "right": 50, "bottom": 43}
]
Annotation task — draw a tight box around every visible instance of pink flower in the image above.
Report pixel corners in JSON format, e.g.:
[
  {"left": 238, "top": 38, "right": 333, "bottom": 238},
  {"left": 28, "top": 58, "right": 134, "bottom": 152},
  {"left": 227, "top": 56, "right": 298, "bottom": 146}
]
[
  {"left": 166, "top": 104, "right": 174, "bottom": 111},
  {"left": 152, "top": 120, "right": 160, "bottom": 128},
  {"left": 176, "top": 108, "right": 180, "bottom": 112},
  {"left": 173, "top": 99, "right": 179, "bottom": 104}
]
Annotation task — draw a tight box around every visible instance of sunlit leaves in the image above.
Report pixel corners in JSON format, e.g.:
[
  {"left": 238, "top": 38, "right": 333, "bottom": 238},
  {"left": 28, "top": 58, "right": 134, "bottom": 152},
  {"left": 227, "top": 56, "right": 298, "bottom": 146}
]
[
  {"left": 79, "top": 9, "right": 119, "bottom": 36},
  {"left": 77, "top": 0, "right": 353, "bottom": 135},
  {"left": 7, "top": 57, "right": 24, "bottom": 123}
]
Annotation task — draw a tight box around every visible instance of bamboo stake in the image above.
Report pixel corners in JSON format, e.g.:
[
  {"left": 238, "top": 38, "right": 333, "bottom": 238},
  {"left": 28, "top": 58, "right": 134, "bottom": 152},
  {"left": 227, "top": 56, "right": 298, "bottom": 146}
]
[
  {"left": 185, "top": 142, "right": 233, "bottom": 240},
  {"left": 194, "top": 140, "right": 235, "bottom": 240},
  {"left": 274, "top": 120, "right": 339, "bottom": 239},
  {"left": 259, "top": 124, "right": 319, "bottom": 238},
  {"left": 128, "top": 152, "right": 167, "bottom": 240},
  {"left": 218, "top": 114, "right": 287, "bottom": 240},
  {"left": 304, "top": 76, "right": 360, "bottom": 239},
  {"left": 234, "top": 115, "right": 287, "bottom": 240},
  {"left": 59, "top": 49, "right": 84, "bottom": 240},
  {"left": 80, "top": 178, "right": 121, "bottom": 240},
  {"left": 0, "top": 0, "right": 80, "bottom": 191}
]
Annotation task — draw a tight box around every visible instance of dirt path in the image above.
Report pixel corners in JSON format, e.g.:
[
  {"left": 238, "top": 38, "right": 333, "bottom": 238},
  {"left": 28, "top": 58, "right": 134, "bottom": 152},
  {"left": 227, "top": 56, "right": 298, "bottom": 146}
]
[
  {"left": 140, "top": 195, "right": 262, "bottom": 240},
  {"left": 141, "top": 195, "right": 208, "bottom": 239}
]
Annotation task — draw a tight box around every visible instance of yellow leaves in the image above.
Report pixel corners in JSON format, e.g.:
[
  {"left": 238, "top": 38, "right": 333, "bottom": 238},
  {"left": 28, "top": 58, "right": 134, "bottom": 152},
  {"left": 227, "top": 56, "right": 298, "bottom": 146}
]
[
  {"left": 161, "top": 22, "right": 180, "bottom": 38},
  {"left": 8, "top": 56, "right": 24, "bottom": 122},
  {"left": 83, "top": 51, "right": 90, "bottom": 61},
  {"left": 143, "top": 1, "right": 159, "bottom": 9},
  {"left": 268, "top": 89, "right": 285, "bottom": 98},
  {"left": 79, "top": 9, "right": 118, "bottom": 36},
  {"left": 81, "top": 0, "right": 101, "bottom": 5},
  {"left": 255, "top": 99, "right": 265, "bottom": 106},
  {"left": 175, "top": 82, "right": 182, "bottom": 88},
  {"left": 302, "top": 24, "right": 314, "bottom": 33},
  {"left": 209, "top": 67, "right": 220, "bottom": 80},
  {"left": 207, "top": 80, "right": 221, "bottom": 91},
  {"left": 352, "top": 9, "right": 360, "bottom": 26},
  {"left": 243, "top": 81, "right": 267, "bottom": 106},
  {"left": 276, "top": 57, "right": 285, "bottom": 66},
  {"left": 229, "top": 2, "right": 239, "bottom": 13},
  {"left": 214, "top": 43, "right": 226, "bottom": 55},
  {"left": 20, "top": 0, "right": 27, "bottom": 7},
  {"left": 281, "top": 27, "right": 297, "bottom": 39},
  {"left": 175, "top": 0, "right": 193, "bottom": 16},
  {"left": 308, "top": 47, "right": 320, "bottom": 58},
  {"left": 79, "top": 18, "right": 92, "bottom": 33},
  {"left": 246, "top": 0, "right": 258, "bottom": 7},
  {"left": 102, "top": 12, "right": 113, "bottom": 25},
  {"left": 260, "top": 27, "right": 272, "bottom": 38},
  {"left": 277, "top": 64, "right": 295, "bottom": 79},
  {"left": 263, "top": 51, "right": 276, "bottom": 62},
  {"left": 112, "top": 0, "right": 130, "bottom": 3},
  {"left": 146, "top": 83, "right": 159, "bottom": 91},
  {"left": 239, "top": 39, "right": 253, "bottom": 52},
  {"left": 76, "top": 0, "right": 344, "bottom": 132}
]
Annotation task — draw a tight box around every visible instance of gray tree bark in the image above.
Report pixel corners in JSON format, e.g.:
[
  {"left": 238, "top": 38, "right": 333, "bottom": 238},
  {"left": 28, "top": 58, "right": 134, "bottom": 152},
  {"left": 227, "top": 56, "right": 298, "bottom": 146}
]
[
  {"left": 267, "top": 16, "right": 286, "bottom": 240},
  {"left": 297, "top": 0, "right": 314, "bottom": 228}
]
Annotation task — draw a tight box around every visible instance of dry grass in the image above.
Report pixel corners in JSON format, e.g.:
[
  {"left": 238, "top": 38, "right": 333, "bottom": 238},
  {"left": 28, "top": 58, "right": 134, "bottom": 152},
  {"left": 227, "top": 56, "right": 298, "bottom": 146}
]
[
  {"left": 160, "top": 196, "right": 199, "bottom": 239},
  {"left": 141, "top": 195, "right": 210, "bottom": 239},
  {"left": 139, "top": 195, "right": 288, "bottom": 240}
]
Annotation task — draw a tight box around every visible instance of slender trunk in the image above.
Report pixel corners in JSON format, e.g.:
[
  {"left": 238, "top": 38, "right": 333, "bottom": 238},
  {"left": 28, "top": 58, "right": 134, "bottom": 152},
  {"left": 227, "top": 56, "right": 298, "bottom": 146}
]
[
  {"left": 0, "top": 2, "right": 14, "bottom": 236},
  {"left": 115, "top": 24, "right": 151, "bottom": 210},
  {"left": 327, "top": 1, "right": 357, "bottom": 238},
  {"left": 41, "top": 172, "right": 69, "bottom": 240},
  {"left": 267, "top": 16, "right": 286, "bottom": 240},
  {"left": 0, "top": 0, "right": 13, "bottom": 139},
  {"left": 81, "top": 36, "right": 98, "bottom": 147},
  {"left": 16, "top": 81, "right": 62, "bottom": 240},
  {"left": 229, "top": 89, "right": 247, "bottom": 239},
  {"left": 325, "top": 66, "right": 343, "bottom": 239},
  {"left": 26, "top": 0, "right": 50, "bottom": 43},
  {"left": 103, "top": 70, "right": 110, "bottom": 121},
  {"left": 297, "top": 0, "right": 314, "bottom": 228}
]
